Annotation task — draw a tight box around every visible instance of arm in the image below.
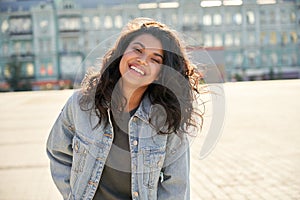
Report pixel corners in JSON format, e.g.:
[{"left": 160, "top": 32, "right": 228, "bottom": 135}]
[
  {"left": 157, "top": 134, "right": 190, "bottom": 200},
  {"left": 46, "top": 95, "right": 76, "bottom": 199}
]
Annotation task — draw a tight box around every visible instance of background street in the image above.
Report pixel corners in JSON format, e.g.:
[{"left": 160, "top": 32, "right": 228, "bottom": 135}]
[{"left": 0, "top": 80, "right": 299, "bottom": 199}]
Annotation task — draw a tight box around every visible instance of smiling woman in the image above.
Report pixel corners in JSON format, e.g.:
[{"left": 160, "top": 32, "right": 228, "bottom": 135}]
[
  {"left": 119, "top": 34, "right": 163, "bottom": 108},
  {"left": 46, "top": 18, "right": 203, "bottom": 200}
]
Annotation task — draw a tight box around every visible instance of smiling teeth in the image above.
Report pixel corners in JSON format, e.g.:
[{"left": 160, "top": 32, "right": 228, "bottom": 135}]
[{"left": 130, "top": 66, "right": 145, "bottom": 75}]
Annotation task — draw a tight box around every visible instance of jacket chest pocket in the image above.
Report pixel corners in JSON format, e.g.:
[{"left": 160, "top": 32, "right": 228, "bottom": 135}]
[
  {"left": 142, "top": 148, "right": 165, "bottom": 189},
  {"left": 72, "top": 136, "right": 90, "bottom": 173}
]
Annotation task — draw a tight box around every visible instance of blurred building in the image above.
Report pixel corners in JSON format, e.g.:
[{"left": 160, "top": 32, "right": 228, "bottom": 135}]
[{"left": 0, "top": 0, "right": 299, "bottom": 90}]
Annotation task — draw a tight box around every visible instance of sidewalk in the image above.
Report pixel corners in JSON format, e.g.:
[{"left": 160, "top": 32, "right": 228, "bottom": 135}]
[{"left": 0, "top": 80, "right": 299, "bottom": 199}]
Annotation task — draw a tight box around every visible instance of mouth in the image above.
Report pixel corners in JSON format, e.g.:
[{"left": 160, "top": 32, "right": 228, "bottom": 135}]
[{"left": 129, "top": 65, "right": 145, "bottom": 76}]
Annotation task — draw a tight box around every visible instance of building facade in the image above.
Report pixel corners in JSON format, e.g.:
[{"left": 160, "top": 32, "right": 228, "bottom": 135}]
[{"left": 0, "top": 0, "right": 299, "bottom": 90}]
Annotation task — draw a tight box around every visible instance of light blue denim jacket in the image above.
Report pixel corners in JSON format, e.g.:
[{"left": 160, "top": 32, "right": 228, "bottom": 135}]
[{"left": 46, "top": 90, "right": 190, "bottom": 200}]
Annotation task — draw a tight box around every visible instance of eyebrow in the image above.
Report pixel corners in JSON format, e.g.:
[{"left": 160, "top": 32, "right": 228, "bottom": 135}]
[{"left": 133, "top": 42, "right": 164, "bottom": 60}]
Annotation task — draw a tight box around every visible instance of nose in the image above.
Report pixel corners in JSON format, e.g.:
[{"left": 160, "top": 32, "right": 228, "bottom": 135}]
[{"left": 137, "top": 56, "right": 147, "bottom": 66}]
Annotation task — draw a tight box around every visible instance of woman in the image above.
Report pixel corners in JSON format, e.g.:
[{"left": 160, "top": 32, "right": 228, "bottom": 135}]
[{"left": 47, "top": 18, "right": 203, "bottom": 200}]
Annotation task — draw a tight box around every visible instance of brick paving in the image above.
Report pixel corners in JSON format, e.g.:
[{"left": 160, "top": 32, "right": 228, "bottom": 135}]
[{"left": 0, "top": 80, "right": 299, "bottom": 199}]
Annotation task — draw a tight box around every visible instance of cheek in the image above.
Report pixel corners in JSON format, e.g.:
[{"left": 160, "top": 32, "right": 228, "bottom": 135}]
[
  {"left": 119, "top": 55, "right": 128, "bottom": 76},
  {"left": 151, "top": 65, "right": 162, "bottom": 79}
]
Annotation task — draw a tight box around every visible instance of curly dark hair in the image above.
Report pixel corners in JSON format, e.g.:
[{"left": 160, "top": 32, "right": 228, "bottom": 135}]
[{"left": 80, "top": 18, "right": 203, "bottom": 135}]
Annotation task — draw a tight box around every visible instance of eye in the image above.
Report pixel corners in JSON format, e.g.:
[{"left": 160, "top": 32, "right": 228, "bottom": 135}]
[
  {"left": 151, "top": 58, "right": 161, "bottom": 64},
  {"left": 133, "top": 47, "right": 142, "bottom": 54}
]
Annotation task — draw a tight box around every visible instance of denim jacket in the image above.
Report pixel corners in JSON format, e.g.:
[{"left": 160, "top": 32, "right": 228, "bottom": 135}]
[{"left": 46, "top": 91, "right": 190, "bottom": 200}]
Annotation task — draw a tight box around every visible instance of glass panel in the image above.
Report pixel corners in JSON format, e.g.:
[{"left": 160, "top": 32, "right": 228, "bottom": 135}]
[
  {"left": 2, "top": 43, "right": 9, "bottom": 56},
  {"left": 47, "top": 63, "right": 54, "bottom": 76},
  {"left": 270, "top": 10, "right": 276, "bottom": 24},
  {"left": 290, "top": 31, "right": 297, "bottom": 43},
  {"left": 115, "top": 15, "right": 123, "bottom": 29},
  {"left": 1, "top": 19, "right": 9, "bottom": 33},
  {"left": 225, "top": 12, "right": 232, "bottom": 24},
  {"left": 14, "top": 42, "right": 21, "bottom": 54},
  {"left": 280, "top": 9, "right": 288, "bottom": 24},
  {"left": 225, "top": 33, "right": 233, "bottom": 46},
  {"left": 234, "top": 32, "right": 241, "bottom": 46},
  {"left": 246, "top": 11, "right": 255, "bottom": 25},
  {"left": 203, "top": 14, "right": 212, "bottom": 26},
  {"left": 260, "top": 10, "right": 267, "bottom": 24},
  {"left": 233, "top": 13, "right": 242, "bottom": 25},
  {"left": 290, "top": 12, "right": 296, "bottom": 23},
  {"left": 26, "top": 63, "right": 34, "bottom": 77},
  {"left": 204, "top": 34, "right": 212, "bottom": 46},
  {"left": 93, "top": 16, "right": 100, "bottom": 29},
  {"left": 270, "top": 32, "right": 277, "bottom": 45},
  {"left": 271, "top": 52, "right": 278, "bottom": 66},
  {"left": 82, "top": 16, "right": 90, "bottom": 29},
  {"left": 213, "top": 14, "right": 222, "bottom": 25},
  {"left": 248, "top": 32, "right": 256, "bottom": 45},
  {"left": 281, "top": 32, "right": 288, "bottom": 45},
  {"left": 104, "top": 16, "right": 113, "bottom": 29},
  {"left": 214, "top": 33, "right": 223, "bottom": 46}
]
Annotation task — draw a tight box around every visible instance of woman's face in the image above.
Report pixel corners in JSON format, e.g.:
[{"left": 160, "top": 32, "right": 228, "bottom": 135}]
[{"left": 119, "top": 33, "right": 163, "bottom": 89}]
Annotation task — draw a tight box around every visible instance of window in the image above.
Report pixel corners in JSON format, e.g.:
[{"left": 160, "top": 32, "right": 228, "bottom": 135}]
[
  {"left": 236, "top": 53, "right": 243, "bottom": 66},
  {"left": 214, "top": 33, "right": 223, "bottom": 46},
  {"left": 280, "top": 9, "right": 288, "bottom": 24},
  {"left": 270, "top": 10, "right": 276, "bottom": 24},
  {"left": 9, "top": 17, "right": 32, "bottom": 34},
  {"left": 1, "top": 19, "right": 9, "bottom": 33},
  {"left": 213, "top": 14, "right": 222, "bottom": 25},
  {"left": 291, "top": 53, "right": 297, "bottom": 66},
  {"left": 290, "top": 31, "right": 297, "bottom": 44},
  {"left": 282, "top": 53, "right": 291, "bottom": 66},
  {"left": 115, "top": 15, "right": 123, "bottom": 29},
  {"left": 234, "top": 32, "right": 241, "bottom": 46},
  {"left": 25, "top": 63, "right": 34, "bottom": 77},
  {"left": 270, "top": 32, "right": 277, "bottom": 45},
  {"left": 47, "top": 63, "right": 54, "bottom": 76},
  {"left": 4, "top": 64, "right": 11, "bottom": 78},
  {"left": 247, "top": 52, "right": 256, "bottom": 67},
  {"left": 204, "top": 34, "right": 213, "bottom": 47},
  {"left": 281, "top": 32, "right": 288, "bottom": 45},
  {"left": 39, "top": 59, "right": 54, "bottom": 76},
  {"left": 246, "top": 11, "right": 255, "bottom": 25},
  {"left": 271, "top": 52, "right": 278, "bottom": 66},
  {"left": 260, "top": 32, "right": 268, "bottom": 45},
  {"left": 14, "top": 42, "right": 21, "bottom": 55},
  {"left": 82, "top": 16, "right": 90, "bottom": 29},
  {"left": 40, "top": 64, "right": 46, "bottom": 76},
  {"left": 233, "top": 13, "right": 242, "bottom": 25},
  {"left": 2, "top": 43, "right": 9, "bottom": 56},
  {"left": 225, "top": 12, "right": 232, "bottom": 24},
  {"left": 183, "top": 14, "right": 190, "bottom": 25},
  {"left": 290, "top": 12, "right": 296, "bottom": 23},
  {"left": 260, "top": 10, "right": 267, "bottom": 24},
  {"left": 171, "top": 14, "right": 177, "bottom": 25},
  {"left": 104, "top": 16, "right": 113, "bottom": 29},
  {"left": 225, "top": 33, "right": 233, "bottom": 46},
  {"left": 261, "top": 53, "right": 269, "bottom": 66},
  {"left": 59, "top": 17, "right": 80, "bottom": 31},
  {"left": 248, "top": 32, "right": 256, "bottom": 45},
  {"left": 203, "top": 14, "right": 212, "bottom": 26},
  {"left": 93, "top": 16, "right": 100, "bottom": 30}
]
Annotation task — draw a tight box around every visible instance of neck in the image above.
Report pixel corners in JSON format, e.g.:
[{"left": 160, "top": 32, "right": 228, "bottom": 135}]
[{"left": 120, "top": 82, "right": 147, "bottom": 112}]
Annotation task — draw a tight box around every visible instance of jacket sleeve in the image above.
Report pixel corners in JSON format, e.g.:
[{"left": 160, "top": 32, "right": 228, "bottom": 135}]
[
  {"left": 46, "top": 94, "right": 76, "bottom": 200},
  {"left": 157, "top": 133, "right": 190, "bottom": 200}
]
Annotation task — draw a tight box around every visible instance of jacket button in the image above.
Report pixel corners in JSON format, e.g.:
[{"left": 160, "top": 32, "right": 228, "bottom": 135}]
[
  {"left": 133, "top": 140, "right": 138, "bottom": 146},
  {"left": 133, "top": 191, "right": 139, "bottom": 197},
  {"left": 132, "top": 116, "right": 138, "bottom": 122}
]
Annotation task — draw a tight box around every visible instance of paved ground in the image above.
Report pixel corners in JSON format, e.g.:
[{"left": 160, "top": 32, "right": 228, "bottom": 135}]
[{"left": 0, "top": 80, "right": 299, "bottom": 200}]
